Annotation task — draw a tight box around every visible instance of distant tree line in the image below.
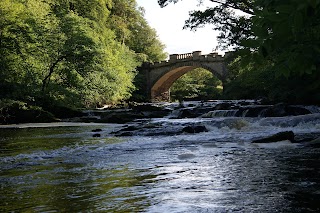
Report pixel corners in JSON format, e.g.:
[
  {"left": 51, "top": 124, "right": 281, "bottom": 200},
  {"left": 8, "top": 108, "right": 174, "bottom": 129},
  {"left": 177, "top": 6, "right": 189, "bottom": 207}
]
[
  {"left": 170, "top": 68, "right": 222, "bottom": 101},
  {"left": 160, "top": 0, "right": 320, "bottom": 104},
  {"left": 0, "top": 0, "right": 167, "bottom": 110}
]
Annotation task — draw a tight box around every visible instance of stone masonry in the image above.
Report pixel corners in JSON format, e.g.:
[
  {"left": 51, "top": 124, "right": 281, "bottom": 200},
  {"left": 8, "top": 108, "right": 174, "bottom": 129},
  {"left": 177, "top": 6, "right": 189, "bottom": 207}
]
[{"left": 140, "top": 51, "right": 230, "bottom": 102}]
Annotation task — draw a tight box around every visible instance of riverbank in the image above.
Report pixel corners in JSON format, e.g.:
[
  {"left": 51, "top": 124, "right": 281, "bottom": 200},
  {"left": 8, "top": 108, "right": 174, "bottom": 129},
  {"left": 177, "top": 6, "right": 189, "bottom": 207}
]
[
  {"left": 2, "top": 99, "right": 319, "bottom": 125},
  {"left": 0, "top": 122, "right": 117, "bottom": 129}
]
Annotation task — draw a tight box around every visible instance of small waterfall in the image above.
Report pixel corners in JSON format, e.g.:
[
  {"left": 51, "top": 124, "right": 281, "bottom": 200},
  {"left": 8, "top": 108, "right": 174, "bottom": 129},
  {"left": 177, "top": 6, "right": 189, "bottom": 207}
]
[
  {"left": 166, "top": 108, "right": 183, "bottom": 118},
  {"left": 241, "top": 109, "right": 250, "bottom": 117},
  {"left": 202, "top": 110, "right": 239, "bottom": 117},
  {"left": 79, "top": 110, "right": 102, "bottom": 122},
  {"left": 257, "top": 108, "right": 268, "bottom": 117}
]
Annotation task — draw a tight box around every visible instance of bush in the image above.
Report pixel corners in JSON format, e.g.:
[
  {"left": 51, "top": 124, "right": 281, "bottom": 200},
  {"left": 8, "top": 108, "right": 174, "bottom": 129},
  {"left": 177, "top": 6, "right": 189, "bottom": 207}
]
[{"left": 0, "top": 99, "right": 56, "bottom": 124}]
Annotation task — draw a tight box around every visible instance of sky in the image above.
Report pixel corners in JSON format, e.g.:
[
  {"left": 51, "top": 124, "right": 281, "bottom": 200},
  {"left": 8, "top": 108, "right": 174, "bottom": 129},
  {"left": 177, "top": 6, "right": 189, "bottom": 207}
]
[{"left": 136, "top": 0, "right": 220, "bottom": 56}]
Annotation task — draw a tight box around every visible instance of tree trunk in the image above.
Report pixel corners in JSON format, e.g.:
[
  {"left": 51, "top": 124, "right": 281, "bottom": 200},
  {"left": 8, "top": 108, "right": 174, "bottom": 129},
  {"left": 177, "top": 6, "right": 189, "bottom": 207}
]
[{"left": 42, "top": 56, "right": 64, "bottom": 92}]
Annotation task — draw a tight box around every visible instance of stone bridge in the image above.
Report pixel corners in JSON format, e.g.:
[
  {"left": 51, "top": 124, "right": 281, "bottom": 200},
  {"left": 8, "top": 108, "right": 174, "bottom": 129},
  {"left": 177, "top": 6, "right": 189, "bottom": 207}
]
[{"left": 139, "top": 51, "right": 230, "bottom": 102}]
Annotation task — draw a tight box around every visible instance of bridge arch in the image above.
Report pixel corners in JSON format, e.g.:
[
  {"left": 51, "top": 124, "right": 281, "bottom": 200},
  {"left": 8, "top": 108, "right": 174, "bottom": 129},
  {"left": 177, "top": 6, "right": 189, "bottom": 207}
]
[
  {"left": 143, "top": 51, "right": 229, "bottom": 102},
  {"left": 151, "top": 61, "right": 224, "bottom": 102}
]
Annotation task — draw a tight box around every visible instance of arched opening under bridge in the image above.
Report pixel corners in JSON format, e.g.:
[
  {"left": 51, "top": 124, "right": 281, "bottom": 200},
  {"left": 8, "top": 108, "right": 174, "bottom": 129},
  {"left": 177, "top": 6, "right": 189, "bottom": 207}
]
[
  {"left": 169, "top": 68, "right": 223, "bottom": 102},
  {"left": 150, "top": 62, "right": 225, "bottom": 102},
  {"left": 140, "top": 51, "right": 229, "bottom": 102}
]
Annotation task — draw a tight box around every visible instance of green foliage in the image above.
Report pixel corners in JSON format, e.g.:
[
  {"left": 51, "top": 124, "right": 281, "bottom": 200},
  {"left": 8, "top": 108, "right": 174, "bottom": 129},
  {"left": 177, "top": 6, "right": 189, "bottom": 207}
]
[
  {"left": 0, "top": 99, "right": 56, "bottom": 124},
  {"left": 225, "top": 52, "right": 320, "bottom": 104},
  {"left": 160, "top": 0, "right": 320, "bottom": 104},
  {"left": 170, "top": 68, "right": 223, "bottom": 101},
  {"left": 0, "top": 0, "right": 166, "bottom": 110},
  {"left": 109, "top": 0, "right": 167, "bottom": 62},
  {"left": 249, "top": 0, "right": 320, "bottom": 77},
  {"left": 224, "top": 54, "right": 275, "bottom": 99}
]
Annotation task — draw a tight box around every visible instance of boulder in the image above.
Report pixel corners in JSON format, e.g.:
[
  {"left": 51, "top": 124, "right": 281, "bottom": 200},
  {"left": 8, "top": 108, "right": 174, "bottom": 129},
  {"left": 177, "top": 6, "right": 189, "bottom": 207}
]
[
  {"left": 141, "top": 110, "right": 171, "bottom": 118},
  {"left": 132, "top": 104, "right": 164, "bottom": 112},
  {"left": 238, "top": 106, "right": 269, "bottom": 117},
  {"left": 261, "top": 103, "right": 288, "bottom": 117},
  {"left": 182, "top": 125, "right": 208, "bottom": 134},
  {"left": 92, "top": 133, "right": 101, "bottom": 137},
  {"left": 99, "top": 111, "right": 144, "bottom": 124},
  {"left": 112, "top": 123, "right": 173, "bottom": 137},
  {"left": 252, "top": 131, "right": 295, "bottom": 143},
  {"left": 215, "top": 102, "right": 232, "bottom": 110},
  {"left": 132, "top": 104, "right": 171, "bottom": 118},
  {"left": 92, "top": 128, "right": 102, "bottom": 132},
  {"left": 178, "top": 108, "right": 197, "bottom": 118},
  {"left": 116, "top": 132, "right": 134, "bottom": 137},
  {"left": 261, "top": 103, "right": 311, "bottom": 117},
  {"left": 174, "top": 106, "right": 215, "bottom": 119}
]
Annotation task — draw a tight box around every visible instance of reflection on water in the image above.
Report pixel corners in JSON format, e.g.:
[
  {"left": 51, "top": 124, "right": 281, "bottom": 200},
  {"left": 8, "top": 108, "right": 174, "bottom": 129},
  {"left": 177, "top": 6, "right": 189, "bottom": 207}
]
[
  {"left": 1, "top": 165, "right": 153, "bottom": 212},
  {"left": 0, "top": 121, "right": 320, "bottom": 212}
]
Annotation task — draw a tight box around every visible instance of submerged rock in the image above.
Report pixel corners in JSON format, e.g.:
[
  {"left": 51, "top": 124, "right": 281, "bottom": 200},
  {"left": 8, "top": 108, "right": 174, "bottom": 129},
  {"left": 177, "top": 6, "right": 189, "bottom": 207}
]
[
  {"left": 182, "top": 125, "right": 208, "bottom": 134},
  {"left": 99, "top": 111, "right": 144, "bottom": 124},
  {"left": 178, "top": 153, "right": 196, "bottom": 160},
  {"left": 92, "top": 128, "right": 102, "bottom": 132},
  {"left": 116, "top": 132, "right": 134, "bottom": 137},
  {"left": 132, "top": 103, "right": 165, "bottom": 112},
  {"left": 112, "top": 125, "right": 140, "bottom": 136},
  {"left": 215, "top": 102, "right": 232, "bottom": 110},
  {"left": 133, "top": 103, "right": 171, "bottom": 118},
  {"left": 252, "top": 131, "right": 295, "bottom": 143},
  {"left": 172, "top": 106, "right": 215, "bottom": 119}
]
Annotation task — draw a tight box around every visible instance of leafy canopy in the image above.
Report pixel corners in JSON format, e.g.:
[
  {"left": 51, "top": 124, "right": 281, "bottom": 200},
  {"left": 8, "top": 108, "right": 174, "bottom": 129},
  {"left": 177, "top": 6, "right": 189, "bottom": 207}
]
[
  {"left": 0, "top": 0, "right": 167, "bottom": 108},
  {"left": 170, "top": 68, "right": 222, "bottom": 101},
  {"left": 159, "top": 0, "right": 320, "bottom": 103}
]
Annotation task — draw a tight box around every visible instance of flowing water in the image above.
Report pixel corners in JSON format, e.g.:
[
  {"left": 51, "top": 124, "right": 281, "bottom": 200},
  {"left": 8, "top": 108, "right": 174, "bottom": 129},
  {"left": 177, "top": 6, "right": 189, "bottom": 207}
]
[{"left": 1, "top": 101, "right": 320, "bottom": 212}]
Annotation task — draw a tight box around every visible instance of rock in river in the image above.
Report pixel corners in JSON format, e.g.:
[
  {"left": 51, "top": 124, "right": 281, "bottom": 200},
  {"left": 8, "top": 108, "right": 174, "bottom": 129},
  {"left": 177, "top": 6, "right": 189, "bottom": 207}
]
[
  {"left": 252, "top": 131, "right": 295, "bottom": 143},
  {"left": 182, "top": 125, "right": 208, "bottom": 134},
  {"left": 99, "top": 111, "right": 144, "bottom": 124}
]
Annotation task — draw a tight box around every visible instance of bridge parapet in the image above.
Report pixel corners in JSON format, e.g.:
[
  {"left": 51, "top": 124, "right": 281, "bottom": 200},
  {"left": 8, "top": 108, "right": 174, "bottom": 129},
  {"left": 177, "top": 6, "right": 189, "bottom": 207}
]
[{"left": 151, "top": 51, "right": 229, "bottom": 68}]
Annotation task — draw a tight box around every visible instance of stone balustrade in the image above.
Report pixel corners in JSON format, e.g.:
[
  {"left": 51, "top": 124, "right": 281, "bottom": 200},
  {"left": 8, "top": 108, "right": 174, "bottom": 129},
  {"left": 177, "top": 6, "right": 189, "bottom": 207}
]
[
  {"left": 150, "top": 51, "right": 231, "bottom": 68},
  {"left": 177, "top": 53, "right": 193, "bottom": 59},
  {"left": 162, "top": 51, "right": 229, "bottom": 65}
]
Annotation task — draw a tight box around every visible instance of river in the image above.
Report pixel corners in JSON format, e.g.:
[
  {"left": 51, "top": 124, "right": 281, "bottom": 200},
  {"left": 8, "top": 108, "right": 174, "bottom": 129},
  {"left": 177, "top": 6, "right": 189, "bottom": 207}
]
[{"left": 1, "top": 101, "right": 320, "bottom": 212}]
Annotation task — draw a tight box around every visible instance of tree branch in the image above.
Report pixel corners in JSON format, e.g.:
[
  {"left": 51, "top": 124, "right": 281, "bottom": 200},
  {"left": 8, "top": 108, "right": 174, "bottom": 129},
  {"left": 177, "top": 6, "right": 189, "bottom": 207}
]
[
  {"left": 42, "top": 55, "right": 65, "bottom": 92},
  {"left": 208, "top": 0, "right": 254, "bottom": 15}
]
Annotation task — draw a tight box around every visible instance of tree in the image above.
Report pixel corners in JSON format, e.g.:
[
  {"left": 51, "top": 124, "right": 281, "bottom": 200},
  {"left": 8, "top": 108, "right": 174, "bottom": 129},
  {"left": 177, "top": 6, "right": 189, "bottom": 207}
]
[
  {"left": 0, "top": 0, "right": 142, "bottom": 108},
  {"left": 249, "top": 0, "right": 320, "bottom": 76},
  {"left": 110, "top": 0, "right": 167, "bottom": 62},
  {"left": 170, "top": 68, "right": 222, "bottom": 101},
  {"left": 1, "top": 0, "right": 167, "bottom": 110},
  {"left": 159, "top": 0, "right": 320, "bottom": 75},
  {"left": 159, "top": 0, "right": 320, "bottom": 104},
  {"left": 0, "top": 0, "right": 56, "bottom": 101},
  {"left": 41, "top": 0, "right": 142, "bottom": 107}
]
